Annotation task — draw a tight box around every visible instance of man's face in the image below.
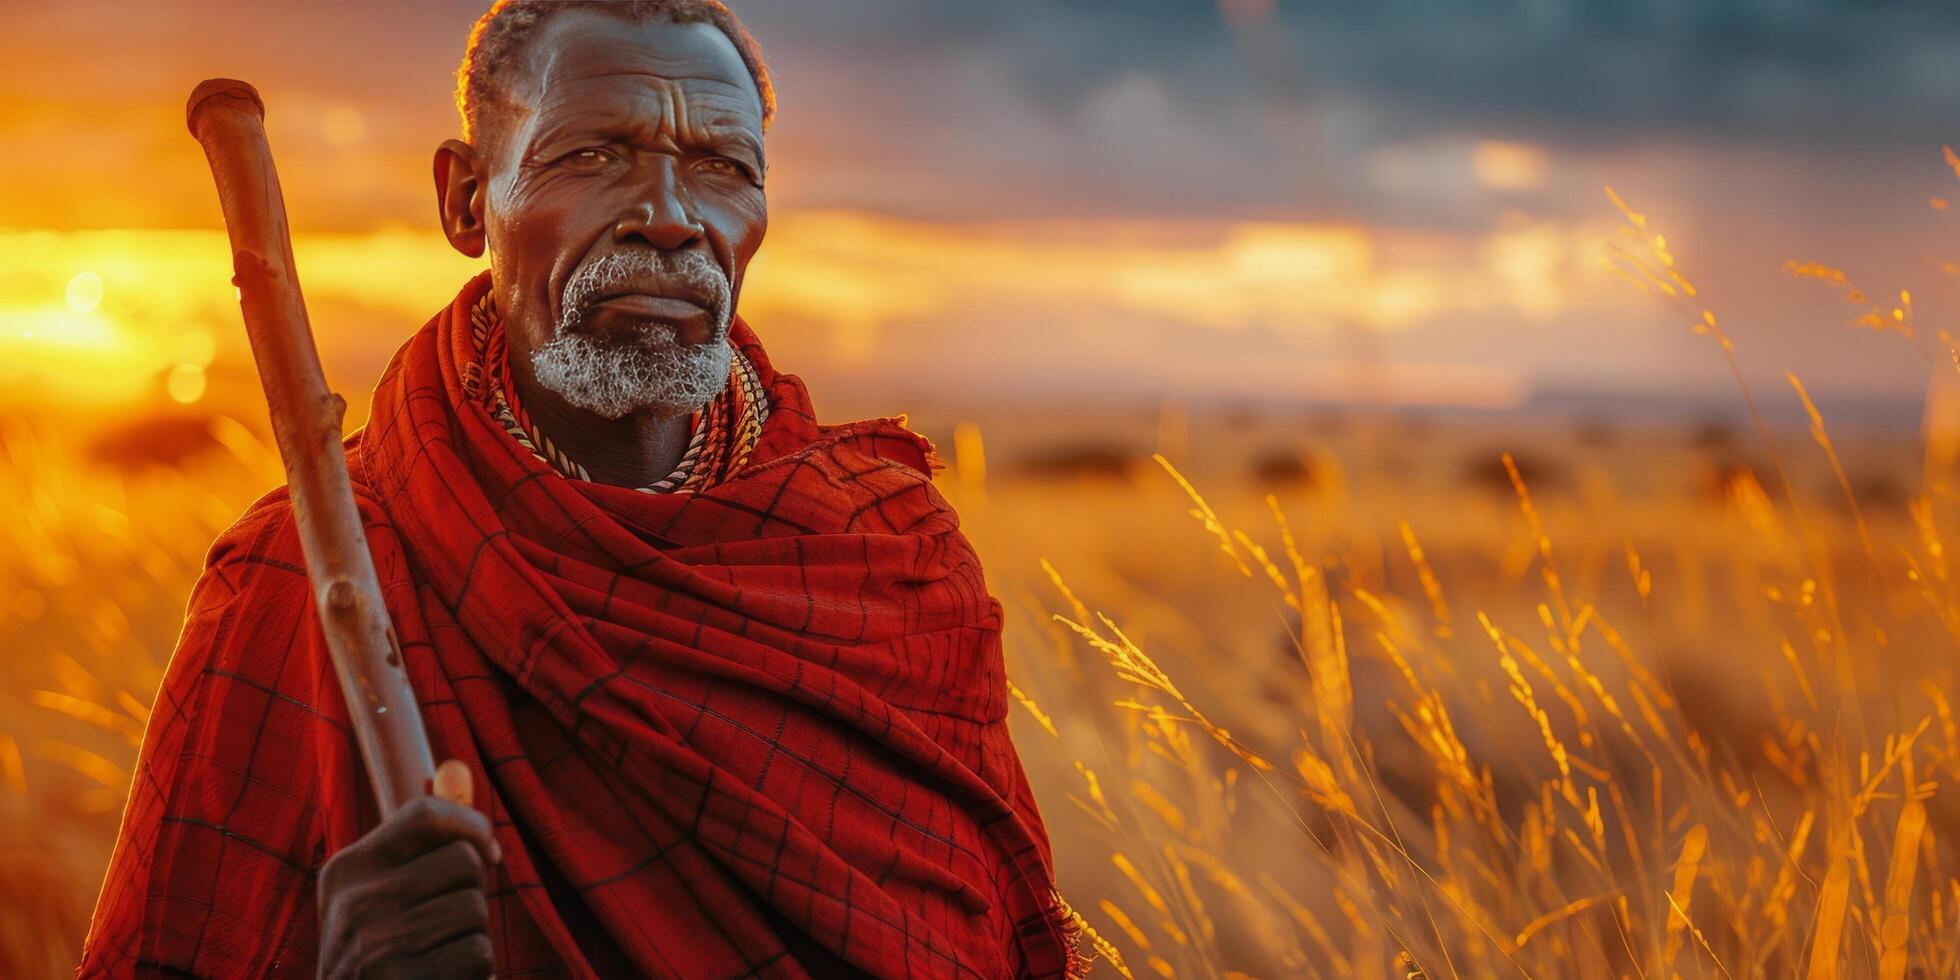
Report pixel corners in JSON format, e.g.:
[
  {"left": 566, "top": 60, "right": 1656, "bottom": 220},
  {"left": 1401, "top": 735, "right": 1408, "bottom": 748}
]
[{"left": 471, "top": 12, "right": 767, "bottom": 419}]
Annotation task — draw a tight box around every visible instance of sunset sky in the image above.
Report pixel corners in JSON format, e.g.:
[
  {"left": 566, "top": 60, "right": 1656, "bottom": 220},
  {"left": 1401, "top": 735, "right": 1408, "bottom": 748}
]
[{"left": 6, "top": 0, "right": 1960, "bottom": 428}]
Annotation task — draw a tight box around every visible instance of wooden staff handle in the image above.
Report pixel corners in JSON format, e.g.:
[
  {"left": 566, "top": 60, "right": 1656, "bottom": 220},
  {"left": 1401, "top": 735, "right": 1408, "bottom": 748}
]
[{"left": 186, "top": 78, "right": 436, "bottom": 815}]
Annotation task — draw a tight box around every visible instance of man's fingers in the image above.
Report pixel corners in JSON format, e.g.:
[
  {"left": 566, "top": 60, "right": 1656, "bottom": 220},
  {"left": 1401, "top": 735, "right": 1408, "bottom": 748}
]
[
  {"left": 433, "top": 757, "right": 472, "bottom": 807},
  {"left": 386, "top": 930, "right": 496, "bottom": 980},
  {"left": 381, "top": 839, "right": 489, "bottom": 909},
  {"left": 365, "top": 887, "right": 493, "bottom": 977},
  {"left": 318, "top": 762, "right": 502, "bottom": 977},
  {"left": 364, "top": 792, "right": 499, "bottom": 867}
]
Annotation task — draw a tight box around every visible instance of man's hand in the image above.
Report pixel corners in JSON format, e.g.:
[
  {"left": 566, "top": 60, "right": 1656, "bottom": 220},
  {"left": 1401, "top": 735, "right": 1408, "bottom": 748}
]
[{"left": 318, "top": 760, "right": 501, "bottom": 979}]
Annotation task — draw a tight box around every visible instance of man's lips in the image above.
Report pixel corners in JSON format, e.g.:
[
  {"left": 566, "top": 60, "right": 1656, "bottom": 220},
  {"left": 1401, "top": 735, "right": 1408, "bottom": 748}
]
[{"left": 589, "top": 293, "right": 710, "bottom": 320}]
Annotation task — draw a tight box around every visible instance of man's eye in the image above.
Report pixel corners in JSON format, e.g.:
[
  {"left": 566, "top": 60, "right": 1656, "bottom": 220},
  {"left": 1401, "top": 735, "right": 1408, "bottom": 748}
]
[
  {"left": 700, "top": 157, "right": 752, "bottom": 179},
  {"left": 564, "top": 148, "right": 611, "bottom": 167}
]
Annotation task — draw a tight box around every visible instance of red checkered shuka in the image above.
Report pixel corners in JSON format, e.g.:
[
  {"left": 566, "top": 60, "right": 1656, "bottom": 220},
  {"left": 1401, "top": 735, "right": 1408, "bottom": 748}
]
[{"left": 79, "top": 272, "right": 1080, "bottom": 978}]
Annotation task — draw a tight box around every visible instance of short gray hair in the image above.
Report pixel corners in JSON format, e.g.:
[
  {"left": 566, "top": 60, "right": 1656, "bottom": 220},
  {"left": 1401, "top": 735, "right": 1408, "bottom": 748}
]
[{"left": 456, "top": 0, "right": 776, "bottom": 143}]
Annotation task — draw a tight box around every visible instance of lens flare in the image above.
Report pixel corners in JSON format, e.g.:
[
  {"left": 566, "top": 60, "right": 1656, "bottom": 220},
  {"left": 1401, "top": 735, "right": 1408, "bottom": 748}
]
[
  {"left": 165, "top": 363, "right": 207, "bottom": 404},
  {"left": 65, "top": 271, "right": 104, "bottom": 314}
]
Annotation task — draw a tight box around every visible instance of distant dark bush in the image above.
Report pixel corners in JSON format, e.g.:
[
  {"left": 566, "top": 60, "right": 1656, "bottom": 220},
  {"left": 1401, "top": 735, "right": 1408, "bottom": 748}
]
[
  {"left": 1575, "top": 415, "right": 1619, "bottom": 448},
  {"left": 1842, "top": 469, "right": 1911, "bottom": 516},
  {"left": 88, "top": 414, "right": 223, "bottom": 472},
  {"left": 1690, "top": 416, "right": 1739, "bottom": 453},
  {"left": 1250, "top": 447, "right": 1315, "bottom": 488},
  {"left": 1014, "top": 441, "right": 1143, "bottom": 481},
  {"left": 1458, "top": 451, "right": 1566, "bottom": 498}
]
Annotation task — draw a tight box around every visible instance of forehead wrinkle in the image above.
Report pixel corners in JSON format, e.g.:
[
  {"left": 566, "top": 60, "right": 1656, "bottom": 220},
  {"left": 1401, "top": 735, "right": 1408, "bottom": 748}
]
[
  {"left": 530, "top": 79, "right": 760, "bottom": 150},
  {"left": 528, "top": 29, "right": 761, "bottom": 113},
  {"left": 530, "top": 98, "right": 752, "bottom": 151},
  {"left": 532, "top": 67, "right": 758, "bottom": 119},
  {"left": 546, "top": 66, "right": 756, "bottom": 93}
]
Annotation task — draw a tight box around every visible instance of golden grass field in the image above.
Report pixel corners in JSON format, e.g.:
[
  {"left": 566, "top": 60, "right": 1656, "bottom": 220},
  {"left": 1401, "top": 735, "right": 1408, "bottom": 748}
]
[{"left": 4, "top": 198, "right": 1959, "bottom": 977}]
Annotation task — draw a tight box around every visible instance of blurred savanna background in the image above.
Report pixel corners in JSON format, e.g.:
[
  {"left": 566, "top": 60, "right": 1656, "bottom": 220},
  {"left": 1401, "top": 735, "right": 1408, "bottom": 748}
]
[{"left": 8, "top": 0, "right": 1960, "bottom": 976}]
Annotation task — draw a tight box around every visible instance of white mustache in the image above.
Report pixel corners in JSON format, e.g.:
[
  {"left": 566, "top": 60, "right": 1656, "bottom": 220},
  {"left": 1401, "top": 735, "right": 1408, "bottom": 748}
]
[{"left": 559, "top": 250, "right": 731, "bottom": 333}]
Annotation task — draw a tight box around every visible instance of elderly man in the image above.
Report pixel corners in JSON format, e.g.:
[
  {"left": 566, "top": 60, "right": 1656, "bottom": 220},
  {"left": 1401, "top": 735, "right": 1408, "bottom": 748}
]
[{"left": 80, "top": 2, "right": 1077, "bottom": 976}]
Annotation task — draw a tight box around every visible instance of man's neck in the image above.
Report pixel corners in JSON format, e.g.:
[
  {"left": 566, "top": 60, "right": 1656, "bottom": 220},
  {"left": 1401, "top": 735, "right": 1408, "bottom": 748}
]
[{"left": 509, "top": 367, "right": 693, "bottom": 488}]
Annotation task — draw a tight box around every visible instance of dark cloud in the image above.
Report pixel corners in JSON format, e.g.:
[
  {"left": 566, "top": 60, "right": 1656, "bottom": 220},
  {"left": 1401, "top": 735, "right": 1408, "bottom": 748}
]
[
  {"left": 747, "top": 0, "right": 1960, "bottom": 140},
  {"left": 719, "top": 0, "right": 1960, "bottom": 220},
  {"left": 10, "top": 0, "right": 1959, "bottom": 226},
  {"left": 1274, "top": 2, "right": 1960, "bottom": 144}
]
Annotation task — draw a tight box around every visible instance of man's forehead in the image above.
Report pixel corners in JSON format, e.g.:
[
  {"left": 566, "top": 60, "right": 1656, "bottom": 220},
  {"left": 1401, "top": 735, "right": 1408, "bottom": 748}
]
[{"left": 518, "top": 12, "right": 763, "bottom": 128}]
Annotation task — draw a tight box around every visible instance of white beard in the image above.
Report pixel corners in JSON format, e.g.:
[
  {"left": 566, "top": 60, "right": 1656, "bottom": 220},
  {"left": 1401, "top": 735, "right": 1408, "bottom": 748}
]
[
  {"left": 528, "top": 325, "right": 733, "bottom": 421},
  {"left": 529, "top": 250, "right": 734, "bottom": 420}
]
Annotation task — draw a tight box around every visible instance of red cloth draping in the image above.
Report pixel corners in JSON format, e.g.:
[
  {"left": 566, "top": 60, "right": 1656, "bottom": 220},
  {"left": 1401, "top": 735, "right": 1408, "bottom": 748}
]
[{"left": 79, "top": 272, "right": 1077, "bottom": 978}]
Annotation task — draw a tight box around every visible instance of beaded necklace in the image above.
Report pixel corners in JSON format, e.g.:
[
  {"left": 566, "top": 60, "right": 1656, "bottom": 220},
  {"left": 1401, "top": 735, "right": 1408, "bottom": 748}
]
[{"left": 461, "top": 291, "right": 769, "bottom": 493}]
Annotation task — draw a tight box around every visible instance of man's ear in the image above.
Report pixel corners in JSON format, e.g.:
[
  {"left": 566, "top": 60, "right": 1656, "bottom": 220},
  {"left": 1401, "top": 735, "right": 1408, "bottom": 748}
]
[{"left": 434, "top": 138, "right": 486, "bottom": 259}]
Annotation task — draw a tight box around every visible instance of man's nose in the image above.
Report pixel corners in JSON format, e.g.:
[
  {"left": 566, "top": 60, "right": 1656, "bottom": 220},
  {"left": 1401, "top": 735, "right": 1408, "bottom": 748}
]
[{"left": 614, "top": 161, "right": 703, "bottom": 251}]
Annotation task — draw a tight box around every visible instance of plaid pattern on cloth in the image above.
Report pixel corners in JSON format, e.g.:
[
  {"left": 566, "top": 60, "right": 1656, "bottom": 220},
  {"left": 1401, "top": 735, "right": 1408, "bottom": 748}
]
[{"left": 80, "top": 271, "right": 1080, "bottom": 978}]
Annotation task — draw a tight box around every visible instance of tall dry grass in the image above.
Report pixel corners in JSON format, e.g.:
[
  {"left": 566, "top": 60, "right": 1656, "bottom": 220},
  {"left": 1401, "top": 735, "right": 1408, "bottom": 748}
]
[
  {"left": 0, "top": 188, "right": 1953, "bottom": 977},
  {"left": 0, "top": 414, "right": 285, "bottom": 973},
  {"left": 966, "top": 188, "right": 1960, "bottom": 978}
]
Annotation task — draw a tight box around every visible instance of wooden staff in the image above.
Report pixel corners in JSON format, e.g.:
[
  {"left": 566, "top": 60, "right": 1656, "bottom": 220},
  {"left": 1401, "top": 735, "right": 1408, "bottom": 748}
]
[{"left": 186, "top": 78, "right": 436, "bottom": 815}]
